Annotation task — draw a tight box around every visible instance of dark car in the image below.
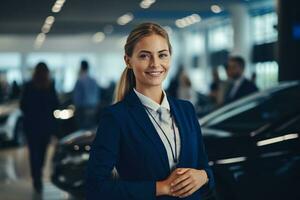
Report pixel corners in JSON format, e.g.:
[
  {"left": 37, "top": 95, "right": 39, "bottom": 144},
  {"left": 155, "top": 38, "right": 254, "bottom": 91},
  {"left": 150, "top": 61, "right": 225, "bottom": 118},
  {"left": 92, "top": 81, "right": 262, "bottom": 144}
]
[
  {"left": 0, "top": 100, "right": 25, "bottom": 146},
  {"left": 200, "top": 81, "right": 300, "bottom": 200},
  {"left": 51, "top": 81, "right": 300, "bottom": 200},
  {"left": 51, "top": 129, "right": 96, "bottom": 197}
]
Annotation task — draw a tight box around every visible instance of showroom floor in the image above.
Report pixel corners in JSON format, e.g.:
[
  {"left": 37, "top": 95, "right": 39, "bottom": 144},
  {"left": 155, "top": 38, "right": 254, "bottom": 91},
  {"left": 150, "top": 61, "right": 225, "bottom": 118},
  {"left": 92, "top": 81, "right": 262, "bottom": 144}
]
[{"left": 0, "top": 143, "right": 78, "bottom": 200}]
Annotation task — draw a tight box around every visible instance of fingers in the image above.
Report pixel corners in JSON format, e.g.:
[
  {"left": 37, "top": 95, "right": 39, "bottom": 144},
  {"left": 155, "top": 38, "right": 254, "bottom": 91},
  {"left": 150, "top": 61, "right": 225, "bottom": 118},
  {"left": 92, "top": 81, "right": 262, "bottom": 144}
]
[
  {"left": 169, "top": 168, "right": 207, "bottom": 198},
  {"left": 171, "top": 176, "right": 192, "bottom": 192},
  {"left": 172, "top": 183, "right": 195, "bottom": 197},
  {"left": 175, "top": 168, "right": 189, "bottom": 175},
  {"left": 170, "top": 172, "right": 190, "bottom": 189},
  {"left": 177, "top": 186, "right": 197, "bottom": 198}
]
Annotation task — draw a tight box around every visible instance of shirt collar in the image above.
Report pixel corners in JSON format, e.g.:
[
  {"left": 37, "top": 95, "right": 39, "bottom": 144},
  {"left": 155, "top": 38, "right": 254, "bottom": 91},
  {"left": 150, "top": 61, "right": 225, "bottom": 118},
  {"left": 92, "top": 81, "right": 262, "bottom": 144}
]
[
  {"left": 234, "top": 76, "right": 245, "bottom": 86},
  {"left": 134, "top": 88, "right": 170, "bottom": 112}
]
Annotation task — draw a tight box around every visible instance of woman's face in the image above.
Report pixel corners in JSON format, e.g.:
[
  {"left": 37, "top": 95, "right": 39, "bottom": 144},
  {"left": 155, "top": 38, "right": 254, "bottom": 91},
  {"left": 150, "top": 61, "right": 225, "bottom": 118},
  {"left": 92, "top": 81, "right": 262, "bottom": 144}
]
[{"left": 125, "top": 34, "right": 171, "bottom": 90}]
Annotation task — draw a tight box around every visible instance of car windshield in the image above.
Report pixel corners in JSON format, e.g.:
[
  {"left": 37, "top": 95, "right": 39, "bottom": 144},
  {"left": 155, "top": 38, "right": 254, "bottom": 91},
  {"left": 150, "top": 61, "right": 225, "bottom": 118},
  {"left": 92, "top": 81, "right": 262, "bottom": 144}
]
[{"left": 200, "top": 81, "right": 300, "bottom": 135}]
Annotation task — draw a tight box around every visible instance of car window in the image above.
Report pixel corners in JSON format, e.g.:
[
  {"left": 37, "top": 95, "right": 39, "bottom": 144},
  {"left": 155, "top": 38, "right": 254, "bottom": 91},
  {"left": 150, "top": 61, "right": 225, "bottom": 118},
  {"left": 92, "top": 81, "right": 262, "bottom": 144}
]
[{"left": 201, "top": 84, "right": 300, "bottom": 135}]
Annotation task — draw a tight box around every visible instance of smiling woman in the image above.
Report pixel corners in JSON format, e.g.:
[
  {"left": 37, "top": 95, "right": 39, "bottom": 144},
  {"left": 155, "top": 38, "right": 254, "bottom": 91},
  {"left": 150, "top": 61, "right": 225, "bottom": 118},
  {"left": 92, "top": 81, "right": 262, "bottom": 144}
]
[
  {"left": 86, "top": 22, "right": 214, "bottom": 200},
  {"left": 125, "top": 34, "right": 171, "bottom": 103}
]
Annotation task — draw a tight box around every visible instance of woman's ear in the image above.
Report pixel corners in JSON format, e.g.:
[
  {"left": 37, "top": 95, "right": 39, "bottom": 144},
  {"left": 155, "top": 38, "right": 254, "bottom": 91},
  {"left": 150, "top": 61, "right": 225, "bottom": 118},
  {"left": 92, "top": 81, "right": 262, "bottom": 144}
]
[{"left": 124, "top": 55, "right": 131, "bottom": 68}]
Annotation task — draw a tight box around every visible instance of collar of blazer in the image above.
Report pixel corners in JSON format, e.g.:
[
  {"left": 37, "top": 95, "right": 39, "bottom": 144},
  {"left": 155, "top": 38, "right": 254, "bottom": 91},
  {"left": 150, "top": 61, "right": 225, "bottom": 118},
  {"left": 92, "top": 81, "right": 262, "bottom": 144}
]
[{"left": 124, "top": 89, "right": 189, "bottom": 173}]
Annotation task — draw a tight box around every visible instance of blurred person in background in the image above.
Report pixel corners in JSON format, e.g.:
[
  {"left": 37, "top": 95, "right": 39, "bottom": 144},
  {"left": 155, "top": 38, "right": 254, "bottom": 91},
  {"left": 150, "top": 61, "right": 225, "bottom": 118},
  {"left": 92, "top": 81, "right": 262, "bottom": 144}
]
[
  {"left": 177, "top": 69, "right": 198, "bottom": 106},
  {"left": 0, "top": 73, "right": 9, "bottom": 102},
  {"left": 166, "top": 64, "right": 184, "bottom": 98},
  {"left": 73, "top": 60, "right": 100, "bottom": 129},
  {"left": 251, "top": 72, "right": 257, "bottom": 84},
  {"left": 209, "top": 68, "right": 221, "bottom": 105},
  {"left": 10, "top": 80, "right": 21, "bottom": 100},
  {"left": 20, "top": 62, "right": 59, "bottom": 194},
  {"left": 224, "top": 56, "right": 258, "bottom": 104}
]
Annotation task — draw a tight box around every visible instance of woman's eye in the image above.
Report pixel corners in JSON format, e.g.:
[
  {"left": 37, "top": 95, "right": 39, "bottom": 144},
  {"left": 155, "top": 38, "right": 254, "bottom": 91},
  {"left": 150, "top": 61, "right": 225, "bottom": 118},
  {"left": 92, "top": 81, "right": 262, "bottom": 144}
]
[
  {"left": 159, "top": 54, "right": 168, "bottom": 59},
  {"left": 139, "top": 54, "right": 150, "bottom": 59}
]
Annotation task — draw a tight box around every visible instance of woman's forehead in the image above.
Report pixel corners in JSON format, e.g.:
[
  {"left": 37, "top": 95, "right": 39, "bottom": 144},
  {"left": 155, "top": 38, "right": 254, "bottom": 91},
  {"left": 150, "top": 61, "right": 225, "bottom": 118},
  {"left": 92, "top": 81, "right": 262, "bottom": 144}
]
[{"left": 133, "top": 34, "right": 169, "bottom": 52}]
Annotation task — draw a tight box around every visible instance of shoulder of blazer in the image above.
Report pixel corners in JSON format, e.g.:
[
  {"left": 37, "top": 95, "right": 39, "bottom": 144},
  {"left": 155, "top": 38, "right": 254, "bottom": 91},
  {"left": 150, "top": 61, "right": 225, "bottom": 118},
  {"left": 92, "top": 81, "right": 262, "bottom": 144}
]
[
  {"left": 98, "top": 100, "right": 128, "bottom": 126},
  {"left": 167, "top": 95, "right": 195, "bottom": 113}
]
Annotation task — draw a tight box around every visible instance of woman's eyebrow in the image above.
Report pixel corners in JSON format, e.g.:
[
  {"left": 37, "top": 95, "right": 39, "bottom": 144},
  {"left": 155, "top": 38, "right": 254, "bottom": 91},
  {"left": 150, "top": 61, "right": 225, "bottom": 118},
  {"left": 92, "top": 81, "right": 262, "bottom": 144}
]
[
  {"left": 138, "top": 49, "right": 169, "bottom": 54},
  {"left": 158, "top": 49, "right": 168, "bottom": 53}
]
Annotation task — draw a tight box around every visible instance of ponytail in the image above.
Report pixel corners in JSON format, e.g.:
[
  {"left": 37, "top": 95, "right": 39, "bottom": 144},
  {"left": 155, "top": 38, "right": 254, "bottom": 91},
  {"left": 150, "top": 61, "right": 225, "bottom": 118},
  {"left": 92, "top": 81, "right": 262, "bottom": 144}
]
[{"left": 113, "top": 67, "right": 136, "bottom": 103}]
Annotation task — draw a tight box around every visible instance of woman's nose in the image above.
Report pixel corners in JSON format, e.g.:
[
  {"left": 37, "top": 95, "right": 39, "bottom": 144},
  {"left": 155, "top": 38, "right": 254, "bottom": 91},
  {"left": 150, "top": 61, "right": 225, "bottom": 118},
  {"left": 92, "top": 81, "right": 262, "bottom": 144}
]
[{"left": 150, "top": 55, "right": 160, "bottom": 67}]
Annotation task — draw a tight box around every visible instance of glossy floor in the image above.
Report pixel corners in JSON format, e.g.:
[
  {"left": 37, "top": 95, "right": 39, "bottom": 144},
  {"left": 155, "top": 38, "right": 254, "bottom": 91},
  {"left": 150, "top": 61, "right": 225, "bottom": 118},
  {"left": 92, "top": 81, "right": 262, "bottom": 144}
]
[{"left": 0, "top": 142, "right": 79, "bottom": 200}]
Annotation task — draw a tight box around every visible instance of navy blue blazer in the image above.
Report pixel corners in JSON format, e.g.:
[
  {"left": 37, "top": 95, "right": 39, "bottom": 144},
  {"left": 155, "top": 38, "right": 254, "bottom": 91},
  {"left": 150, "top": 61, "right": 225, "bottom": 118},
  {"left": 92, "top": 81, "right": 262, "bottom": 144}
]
[{"left": 86, "top": 89, "right": 214, "bottom": 200}]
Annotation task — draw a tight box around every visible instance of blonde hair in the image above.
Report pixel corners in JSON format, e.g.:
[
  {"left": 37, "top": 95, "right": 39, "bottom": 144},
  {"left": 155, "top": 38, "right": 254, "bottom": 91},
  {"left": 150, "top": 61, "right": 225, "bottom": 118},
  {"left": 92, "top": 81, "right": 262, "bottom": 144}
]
[{"left": 114, "top": 22, "right": 172, "bottom": 103}]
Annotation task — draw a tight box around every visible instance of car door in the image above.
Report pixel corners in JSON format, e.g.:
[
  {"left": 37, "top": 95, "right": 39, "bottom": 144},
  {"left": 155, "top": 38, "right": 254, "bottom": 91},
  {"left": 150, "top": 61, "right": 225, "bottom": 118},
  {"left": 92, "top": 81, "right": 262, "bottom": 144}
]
[{"left": 252, "top": 114, "right": 300, "bottom": 200}]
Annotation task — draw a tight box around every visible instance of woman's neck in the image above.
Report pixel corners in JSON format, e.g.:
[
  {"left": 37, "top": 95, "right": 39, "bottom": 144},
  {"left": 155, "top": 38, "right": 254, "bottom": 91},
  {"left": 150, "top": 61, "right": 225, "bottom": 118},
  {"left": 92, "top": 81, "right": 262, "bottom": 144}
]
[{"left": 135, "top": 85, "right": 164, "bottom": 105}]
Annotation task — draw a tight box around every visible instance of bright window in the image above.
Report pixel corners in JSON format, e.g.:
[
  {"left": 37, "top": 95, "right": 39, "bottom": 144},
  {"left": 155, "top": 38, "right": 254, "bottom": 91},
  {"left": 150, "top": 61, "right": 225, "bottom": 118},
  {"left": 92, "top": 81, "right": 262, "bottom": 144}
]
[
  {"left": 208, "top": 23, "right": 233, "bottom": 51},
  {"left": 254, "top": 61, "right": 278, "bottom": 90},
  {"left": 252, "top": 12, "right": 278, "bottom": 44}
]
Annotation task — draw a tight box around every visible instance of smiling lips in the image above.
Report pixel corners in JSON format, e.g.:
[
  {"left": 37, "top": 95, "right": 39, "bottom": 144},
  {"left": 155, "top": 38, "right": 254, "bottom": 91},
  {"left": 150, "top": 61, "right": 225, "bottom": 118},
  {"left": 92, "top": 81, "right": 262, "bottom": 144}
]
[{"left": 145, "top": 70, "right": 164, "bottom": 77}]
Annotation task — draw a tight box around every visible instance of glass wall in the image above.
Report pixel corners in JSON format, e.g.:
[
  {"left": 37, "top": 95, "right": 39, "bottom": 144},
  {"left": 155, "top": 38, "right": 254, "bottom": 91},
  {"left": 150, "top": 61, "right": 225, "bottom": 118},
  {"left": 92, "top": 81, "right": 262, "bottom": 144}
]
[{"left": 251, "top": 11, "right": 278, "bottom": 89}]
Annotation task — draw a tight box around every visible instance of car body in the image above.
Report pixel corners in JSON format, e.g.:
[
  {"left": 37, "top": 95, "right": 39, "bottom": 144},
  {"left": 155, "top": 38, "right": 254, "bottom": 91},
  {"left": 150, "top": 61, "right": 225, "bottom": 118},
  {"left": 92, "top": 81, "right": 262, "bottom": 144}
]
[
  {"left": 0, "top": 100, "right": 24, "bottom": 145},
  {"left": 51, "top": 129, "right": 95, "bottom": 196},
  {"left": 51, "top": 81, "right": 300, "bottom": 200},
  {"left": 200, "top": 81, "right": 300, "bottom": 200}
]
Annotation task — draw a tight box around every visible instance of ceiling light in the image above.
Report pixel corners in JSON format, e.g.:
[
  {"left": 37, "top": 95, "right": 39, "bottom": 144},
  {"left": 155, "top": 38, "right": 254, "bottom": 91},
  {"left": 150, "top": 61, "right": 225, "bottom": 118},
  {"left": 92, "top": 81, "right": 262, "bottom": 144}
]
[
  {"left": 211, "top": 5, "right": 222, "bottom": 13},
  {"left": 140, "top": 0, "right": 156, "bottom": 9},
  {"left": 117, "top": 13, "right": 134, "bottom": 25},
  {"left": 52, "top": 5, "right": 62, "bottom": 13},
  {"left": 140, "top": 2, "right": 150, "bottom": 9},
  {"left": 185, "top": 16, "right": 194, "bottom": 25},
  {"left": 175, "top": 14, "right": 201, "bottom": 28},
  {"left": 36, "top": 33, "right": 46, "bottom": 42},
  {"left": 190, "top": 14, "right": 201, "bottom": 22},
  {"left": 52, "top": 0, "right": 66, "bottom": 13},
  {"left": 92, "top": 32, "right": 105, "bottom": 43},
  {"left": 56, "top": 0, "right": 66, "bottom": 6},
  {"left": 175, "top": 19, "right": 185, "bottom": 28},
  {"left": 41, "top": 24, "right": 51, "bottom": 33},
  {"left": 45, "top": 16, "right": 55, "bottom": 25},
  {"left": 34, "top": 33, "right": 46, "bottom": 49}
]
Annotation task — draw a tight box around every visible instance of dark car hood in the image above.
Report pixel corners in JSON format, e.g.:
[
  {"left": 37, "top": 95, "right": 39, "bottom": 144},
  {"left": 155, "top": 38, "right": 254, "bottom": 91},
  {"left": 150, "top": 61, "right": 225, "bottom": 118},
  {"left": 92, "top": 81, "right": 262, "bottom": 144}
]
[{"left": 59, "top": 129, "right": 96, "bottom": 146}]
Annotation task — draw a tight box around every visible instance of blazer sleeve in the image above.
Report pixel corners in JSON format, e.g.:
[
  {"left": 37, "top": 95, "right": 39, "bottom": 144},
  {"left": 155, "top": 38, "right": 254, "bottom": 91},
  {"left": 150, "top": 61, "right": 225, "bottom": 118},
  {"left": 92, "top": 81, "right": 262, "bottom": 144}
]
[
  {"left": 187, "top": 102, "right": 215, "bottom": 195},
  {"left": 86, "top": 109, "right": 156, "bottom": 200}
]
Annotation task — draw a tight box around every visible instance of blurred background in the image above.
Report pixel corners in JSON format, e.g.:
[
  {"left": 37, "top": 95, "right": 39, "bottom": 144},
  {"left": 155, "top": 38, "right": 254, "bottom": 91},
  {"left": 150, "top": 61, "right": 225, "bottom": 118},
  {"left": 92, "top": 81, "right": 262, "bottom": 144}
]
[{"left": 0, "top": 0, "right": 299, "bottom": 199}]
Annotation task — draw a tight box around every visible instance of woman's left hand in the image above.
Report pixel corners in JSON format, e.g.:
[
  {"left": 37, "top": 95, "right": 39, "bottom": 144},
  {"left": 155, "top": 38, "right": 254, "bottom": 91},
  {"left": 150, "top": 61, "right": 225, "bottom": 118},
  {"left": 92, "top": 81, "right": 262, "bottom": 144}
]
[{"left": 169, "top": 168, "right": 208, "bottom": 198}]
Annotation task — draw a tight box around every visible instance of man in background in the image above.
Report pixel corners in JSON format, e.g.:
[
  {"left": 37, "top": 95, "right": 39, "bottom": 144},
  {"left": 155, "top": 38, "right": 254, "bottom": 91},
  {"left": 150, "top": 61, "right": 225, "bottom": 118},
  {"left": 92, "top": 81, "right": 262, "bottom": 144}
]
[
  {"left": 224, "top": 56, "right": 258, "bottom": 104},
  {"left": 73, "top": 60, "right": 100, "bottom": 129}
]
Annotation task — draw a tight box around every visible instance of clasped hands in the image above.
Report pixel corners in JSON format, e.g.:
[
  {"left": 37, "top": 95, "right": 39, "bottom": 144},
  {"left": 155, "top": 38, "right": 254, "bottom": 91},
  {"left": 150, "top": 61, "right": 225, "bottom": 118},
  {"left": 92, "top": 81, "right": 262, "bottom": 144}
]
[{"left": 156, "top": 168, "right": 208, "bottom": 198}]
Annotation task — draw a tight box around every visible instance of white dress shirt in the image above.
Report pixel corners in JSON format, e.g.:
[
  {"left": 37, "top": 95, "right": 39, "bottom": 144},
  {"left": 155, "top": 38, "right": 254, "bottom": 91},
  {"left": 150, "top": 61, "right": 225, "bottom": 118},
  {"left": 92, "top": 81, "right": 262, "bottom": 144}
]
[
  {"left": 229, "top": 76, "right": 245, "bottom": 99},
  {"left": 134, "top": 88, "right": 181, "bottom": 170}
]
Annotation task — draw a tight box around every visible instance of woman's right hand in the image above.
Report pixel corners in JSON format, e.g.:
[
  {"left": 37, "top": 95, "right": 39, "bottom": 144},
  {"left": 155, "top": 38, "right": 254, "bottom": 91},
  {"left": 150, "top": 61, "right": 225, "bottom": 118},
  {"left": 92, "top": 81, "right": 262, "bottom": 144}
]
[{"left": 156, "top": 168, "right": 189, "bottom": 196}]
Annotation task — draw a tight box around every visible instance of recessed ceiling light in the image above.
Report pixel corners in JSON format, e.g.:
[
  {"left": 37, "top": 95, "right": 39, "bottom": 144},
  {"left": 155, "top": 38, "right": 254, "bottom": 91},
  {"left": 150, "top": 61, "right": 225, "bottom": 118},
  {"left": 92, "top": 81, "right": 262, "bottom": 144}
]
[
  {"left": 117, "top": 13, "right": 134, "bottom": 25},
  {"left": 140, "top": 0, "right": 156, "bottom": 9},
  {"left": 52, "top": 5, "right": 62, "bottom": 13},
  {"left": 34, "top": 33, "right": 46, "bottom": 49},
  {"left": 41, "top": 24, "right": 51, "bottom": 33},
  {"left": 175, "top": 14, "right": 201, "bottom": 28},
  {"left": 52, "top": 0, "right": 66, "bottom": 13},
  {"left": 211, "top": 5, "right": 222, "bottom": 14},
  {"left": 92, "top": 32, "right": 105, "bottom": 43},
  {"left": 45, "top": 16, "right": 55, "bottom": 25}
]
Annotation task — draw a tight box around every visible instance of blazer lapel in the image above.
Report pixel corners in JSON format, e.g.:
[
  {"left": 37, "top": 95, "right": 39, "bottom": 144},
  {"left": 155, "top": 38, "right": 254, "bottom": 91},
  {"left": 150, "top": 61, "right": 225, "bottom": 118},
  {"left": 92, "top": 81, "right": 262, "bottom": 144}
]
[
  {"left": 124, "top": 90, "right": 170, "bottom": 173},
  {"left": 167, "top": 96, "right": 188, "bottom": 168}
]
